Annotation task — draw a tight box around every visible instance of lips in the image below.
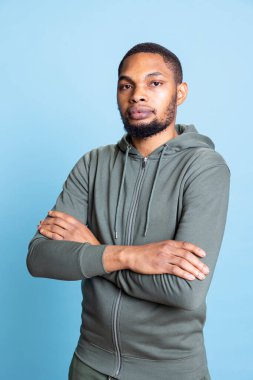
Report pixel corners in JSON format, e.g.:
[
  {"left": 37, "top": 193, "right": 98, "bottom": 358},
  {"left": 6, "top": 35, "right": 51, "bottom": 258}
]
[{"left": 127, "top": 106, "right": 154, "bottom": 120}]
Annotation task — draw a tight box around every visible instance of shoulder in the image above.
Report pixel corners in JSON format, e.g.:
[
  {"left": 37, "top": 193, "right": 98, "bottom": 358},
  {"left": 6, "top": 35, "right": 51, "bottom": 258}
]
[
  {"left": 88, "top": 143, "right": 118, "bottom": 160},
  {"left": 182, "top": 148, "right": 231, "bottom": 191},
  {"left": 188, "top": 147, "right": 230, "bottom": 174},
  {"left": 71, "top": 143, "right": 118, "bottom": 171},
  {"left": 77, "top": 144, "right": 117, "bottom": 163}
]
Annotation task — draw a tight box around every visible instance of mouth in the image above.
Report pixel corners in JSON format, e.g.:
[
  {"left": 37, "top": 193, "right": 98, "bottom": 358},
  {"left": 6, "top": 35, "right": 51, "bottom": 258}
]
[{"left": 127, "top": 106, "right": 154, "bottom": 121}]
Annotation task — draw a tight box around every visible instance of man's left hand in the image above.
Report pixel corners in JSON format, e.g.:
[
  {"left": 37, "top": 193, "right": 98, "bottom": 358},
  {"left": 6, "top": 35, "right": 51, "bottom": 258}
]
[{"left": 38, "top": 210, "right": 101, "bottom": 245}]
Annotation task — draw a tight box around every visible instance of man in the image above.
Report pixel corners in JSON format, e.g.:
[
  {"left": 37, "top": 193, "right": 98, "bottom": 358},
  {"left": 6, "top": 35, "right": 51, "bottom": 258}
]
[{"left": 27, "top": 42, "right": 230, "bottom": 380}]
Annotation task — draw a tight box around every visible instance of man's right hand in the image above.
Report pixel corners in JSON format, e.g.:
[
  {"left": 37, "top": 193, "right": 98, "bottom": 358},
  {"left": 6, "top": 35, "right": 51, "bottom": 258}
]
[{"left": 102, "top": 240, "right": 209, "bottom": 281}]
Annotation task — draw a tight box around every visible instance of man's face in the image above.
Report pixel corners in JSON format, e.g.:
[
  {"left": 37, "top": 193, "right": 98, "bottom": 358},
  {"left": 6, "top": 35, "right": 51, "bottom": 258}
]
[{"left": 117, "top": 52, "right": 179, "bottom": 139}]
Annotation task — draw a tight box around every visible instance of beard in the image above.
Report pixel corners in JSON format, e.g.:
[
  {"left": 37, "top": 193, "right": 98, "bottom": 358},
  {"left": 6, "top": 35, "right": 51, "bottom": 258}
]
[{"left": 119, "top": 96, "right": 177, "bottom": 139}]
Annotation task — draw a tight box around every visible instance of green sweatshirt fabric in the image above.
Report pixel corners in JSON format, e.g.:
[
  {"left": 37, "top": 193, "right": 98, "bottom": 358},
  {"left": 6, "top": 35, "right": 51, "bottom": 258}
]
[{"left": 27, "top": 124, "right": 230, "bottom": 380}]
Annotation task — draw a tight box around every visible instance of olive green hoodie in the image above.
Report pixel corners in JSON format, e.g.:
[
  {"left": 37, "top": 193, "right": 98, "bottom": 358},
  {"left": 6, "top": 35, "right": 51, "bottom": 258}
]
[{"left": 27, "top": 124, "right": 230, "bottom": 380}]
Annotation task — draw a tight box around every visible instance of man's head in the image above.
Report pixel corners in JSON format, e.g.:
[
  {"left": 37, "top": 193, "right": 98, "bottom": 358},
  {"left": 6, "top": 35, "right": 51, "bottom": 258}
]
[{"left": 117, "top": 42, "right": 188, "bottom": 139}]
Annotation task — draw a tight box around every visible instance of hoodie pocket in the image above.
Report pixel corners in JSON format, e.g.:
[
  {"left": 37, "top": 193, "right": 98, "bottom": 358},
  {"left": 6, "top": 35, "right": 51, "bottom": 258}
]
[
  {"left": 118, "top": 291, "right": 204, "bottom": 360},
  {"left": 80, "top": 277, "right": 118, "bottom": 352}
]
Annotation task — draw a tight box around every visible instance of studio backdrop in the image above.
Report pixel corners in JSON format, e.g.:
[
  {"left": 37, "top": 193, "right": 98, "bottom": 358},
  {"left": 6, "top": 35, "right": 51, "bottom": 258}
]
[{"left": 0, "top": 1, "right": 252, "bottom": 379}]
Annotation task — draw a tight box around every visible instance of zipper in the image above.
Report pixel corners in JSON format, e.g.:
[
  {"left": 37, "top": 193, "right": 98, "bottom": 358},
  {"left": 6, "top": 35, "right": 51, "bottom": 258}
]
[
  {"left": 112, "top": 289, "right": 122, "bottom": 376},
  {"left": 111, "top": 157, "right": 148, "bottom": 378},
  {"left": 142, "top": 156, "right": 148, "bottom": 168},
  {"left": 126, "top": 157, "right": 148, "bottom": 244}
]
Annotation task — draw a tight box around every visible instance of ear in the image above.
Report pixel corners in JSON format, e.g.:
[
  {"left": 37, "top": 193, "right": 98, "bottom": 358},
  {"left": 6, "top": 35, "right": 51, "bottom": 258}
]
[{"left": 176, "top": 82, "right": 188, "bottom": 106}]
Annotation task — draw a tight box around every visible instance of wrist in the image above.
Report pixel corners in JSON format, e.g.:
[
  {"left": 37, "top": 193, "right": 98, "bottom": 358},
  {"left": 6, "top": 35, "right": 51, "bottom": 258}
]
[
  {"left": 102, "top": 245, "right": 131, "bottom": 272},
  {"left": 120, "top": 245, "right": 135, "bottom": 270}
]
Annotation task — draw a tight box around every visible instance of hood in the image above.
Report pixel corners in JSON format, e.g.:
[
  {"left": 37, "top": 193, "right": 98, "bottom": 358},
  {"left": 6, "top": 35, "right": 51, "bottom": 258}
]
[{"left": 114, "top": 124, "right": 215, "bottom": 240}]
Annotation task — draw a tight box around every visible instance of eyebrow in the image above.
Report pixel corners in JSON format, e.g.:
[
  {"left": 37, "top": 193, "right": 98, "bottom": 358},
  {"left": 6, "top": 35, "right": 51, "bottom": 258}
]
[
  {"left": 118, "top": 72, "right": 164, "bottom": 82},
  {"left": 146, "top": 72, "right": 164, "bottom": 78}
]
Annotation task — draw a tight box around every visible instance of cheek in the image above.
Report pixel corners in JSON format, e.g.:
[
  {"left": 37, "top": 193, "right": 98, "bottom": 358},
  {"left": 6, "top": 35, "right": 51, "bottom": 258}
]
[
  {"left": 117, "top": 95, "right": 123, "bottom": 109},
  {"left": 117, "top": 95, "right": 129, "bottom": 114},
  {"left": 151, "top": 87, "right": 171, "bottom": 104},
  {"left": 117, "top": 92, "right": 124, "bottom": 104},
  {"left": 153, "top": 93, "right": 173, "bottom": 112}
]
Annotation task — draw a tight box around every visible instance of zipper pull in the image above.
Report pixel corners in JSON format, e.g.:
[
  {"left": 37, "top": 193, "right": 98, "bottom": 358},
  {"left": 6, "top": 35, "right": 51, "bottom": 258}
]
[{"left": 142, "top": 157, "right": 148, "bottom": 168}]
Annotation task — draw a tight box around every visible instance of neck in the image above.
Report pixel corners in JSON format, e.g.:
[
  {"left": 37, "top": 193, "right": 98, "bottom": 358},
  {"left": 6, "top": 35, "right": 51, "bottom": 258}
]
[{"left": 130, "top": 124, "right": 179, "bottom": 157}]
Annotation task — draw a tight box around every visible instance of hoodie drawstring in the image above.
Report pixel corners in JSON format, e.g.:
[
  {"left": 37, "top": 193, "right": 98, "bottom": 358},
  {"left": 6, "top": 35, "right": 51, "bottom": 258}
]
[
  {"left": 144, "top": 144, "right": 168, "bottom": 237},
  {"left": 114, "top": 144, "right": 131, "bottom": 239}
]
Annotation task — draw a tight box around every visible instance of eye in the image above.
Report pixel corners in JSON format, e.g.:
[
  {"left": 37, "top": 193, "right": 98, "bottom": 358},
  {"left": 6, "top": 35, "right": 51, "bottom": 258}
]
[
  {"left": 150, "top": 81, "right": 162, "bottom": 87},
  {"left": 118, "top": 83, "right": 132, "bottom": 91}
]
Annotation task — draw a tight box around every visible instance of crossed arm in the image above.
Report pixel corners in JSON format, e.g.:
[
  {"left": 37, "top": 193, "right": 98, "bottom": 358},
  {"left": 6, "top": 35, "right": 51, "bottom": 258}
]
[
  {"left": 27, "top": 155, "right": 230, "bottom": 310},
  {"left": 37, "top": 210, "right": 209, "bottom": 281}
]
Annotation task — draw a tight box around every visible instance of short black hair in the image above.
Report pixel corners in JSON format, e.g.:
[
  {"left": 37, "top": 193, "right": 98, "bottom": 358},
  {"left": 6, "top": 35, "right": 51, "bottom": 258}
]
[{"left": 118, "top": 42, "right": 183, "bottom": 84}]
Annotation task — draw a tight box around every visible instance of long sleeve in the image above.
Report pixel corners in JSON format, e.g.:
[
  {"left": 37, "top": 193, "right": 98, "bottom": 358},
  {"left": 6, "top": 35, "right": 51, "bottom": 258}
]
[
  {"left": 26, "top": 154, "right": 108, "bottom": 280},
  {"left": 101, "top": 163, "right": 231, "bottom": 310}
]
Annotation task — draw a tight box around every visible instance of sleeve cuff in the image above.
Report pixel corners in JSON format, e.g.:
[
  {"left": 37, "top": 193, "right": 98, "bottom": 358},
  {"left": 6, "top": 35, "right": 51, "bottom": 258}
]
[{"left": 79, "top": 244, "right": 110, "bottom": 278}]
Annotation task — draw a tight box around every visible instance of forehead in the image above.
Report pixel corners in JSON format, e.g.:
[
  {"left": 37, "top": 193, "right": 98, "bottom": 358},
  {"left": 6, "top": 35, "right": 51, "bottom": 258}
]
[{"left": 119, "top": 52, "right": 173, "bottom": 79}]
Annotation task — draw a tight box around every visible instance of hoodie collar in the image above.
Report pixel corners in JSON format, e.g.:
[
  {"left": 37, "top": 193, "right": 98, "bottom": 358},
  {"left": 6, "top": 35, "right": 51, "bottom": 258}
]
[{"left": 117, "top": 124, "right": 215, "bottom": 157}]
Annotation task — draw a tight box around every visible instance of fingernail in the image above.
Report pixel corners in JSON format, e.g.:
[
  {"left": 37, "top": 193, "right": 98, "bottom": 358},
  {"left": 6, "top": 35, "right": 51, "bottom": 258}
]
[
  {"left": 198, "top": 272, "right": 206, "bottom": 280},
  {"left": 203, "top": 267, "right": 209, "bottom": 274}
]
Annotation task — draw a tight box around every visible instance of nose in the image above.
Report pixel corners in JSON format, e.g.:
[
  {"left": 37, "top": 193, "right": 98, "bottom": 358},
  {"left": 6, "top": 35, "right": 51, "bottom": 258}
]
[{"left": 129, "top": 86, "right": 148, "bottom": 103}]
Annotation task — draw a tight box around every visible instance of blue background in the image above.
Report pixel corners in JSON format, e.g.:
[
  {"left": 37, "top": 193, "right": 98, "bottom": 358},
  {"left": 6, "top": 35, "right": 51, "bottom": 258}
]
[{"left": 1, "top": 0, "right": 252, "bottom": 379}]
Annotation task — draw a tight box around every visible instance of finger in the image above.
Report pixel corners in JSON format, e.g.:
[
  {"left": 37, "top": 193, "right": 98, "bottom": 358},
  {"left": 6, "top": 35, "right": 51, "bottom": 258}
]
[
  {"left": 170, "top": 256, "right": 207, "bottom": 280},
  {"left": 172, "top": 240, "right": 206, "bottom": 257},
  {"left": 41, "top": 216, "right": 70, "bottom": 230},
  {"left": 39, "top": 227, "right": 63, "bottom": 240},
  {"left": 39, "top": 223, "right": 67, "bottom": 237},
  {"left": 48, "top": 210, "right": 78, "bottom": 225},
  {"left": 39, "top": 223, "right": 66, "bottom": 237},
  {"left": 166, "top": 264, "right": 196, "bottom": 281},
  {"left": 172, "top": 248, "right": 209, "bottom": 275}
]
